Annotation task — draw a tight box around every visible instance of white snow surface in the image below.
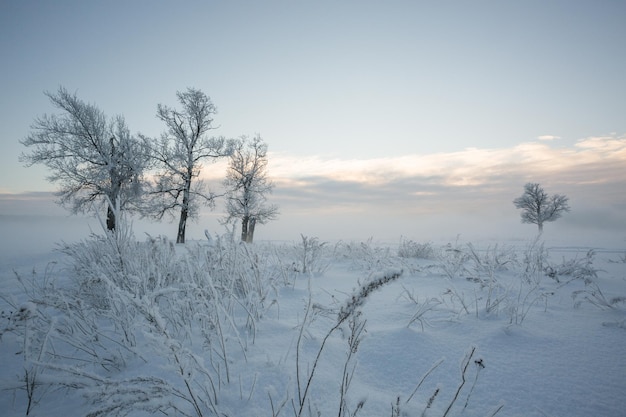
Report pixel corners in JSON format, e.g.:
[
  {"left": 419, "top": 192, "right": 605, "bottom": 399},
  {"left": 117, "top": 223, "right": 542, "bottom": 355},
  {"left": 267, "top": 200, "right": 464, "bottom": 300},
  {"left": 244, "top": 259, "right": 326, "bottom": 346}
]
[{"left": 1, "top": 231, "right": 625, "bottom": 417}]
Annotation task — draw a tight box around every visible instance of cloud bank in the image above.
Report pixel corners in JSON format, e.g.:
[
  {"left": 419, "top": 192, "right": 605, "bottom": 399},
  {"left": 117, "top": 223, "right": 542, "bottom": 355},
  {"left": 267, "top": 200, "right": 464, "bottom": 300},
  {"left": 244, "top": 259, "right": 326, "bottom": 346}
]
[
  {"left": 269, "top": 134, "right": 625, "bottom": 202},
  {"left": 261, "top": 134, "right": 626, "bottom": 240},
  {"left": 3, "top": 135, "right": 625, "bottom": 243}
]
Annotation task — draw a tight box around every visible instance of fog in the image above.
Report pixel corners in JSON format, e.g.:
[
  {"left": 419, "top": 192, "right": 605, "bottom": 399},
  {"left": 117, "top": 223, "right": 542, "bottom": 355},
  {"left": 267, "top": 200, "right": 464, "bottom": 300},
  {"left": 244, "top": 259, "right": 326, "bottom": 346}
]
[{"left": 2, "top": 210, "right": 624, "bottom": 273}]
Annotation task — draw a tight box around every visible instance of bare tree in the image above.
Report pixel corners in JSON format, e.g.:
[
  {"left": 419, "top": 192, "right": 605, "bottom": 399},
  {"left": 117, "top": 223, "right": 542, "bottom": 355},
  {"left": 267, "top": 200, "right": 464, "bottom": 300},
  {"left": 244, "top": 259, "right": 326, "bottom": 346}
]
[
  {"left": 19, "top": 86, "right": 149, "bottom": 231},
  {"left": 223, "top": 135, "right": 279, "bottom": 243},
  {"left": 513, "top": 182, "right": 570, "bottom": 232},
  {"left": 143, "top": 88, "right": 233, "bottom": 243}
]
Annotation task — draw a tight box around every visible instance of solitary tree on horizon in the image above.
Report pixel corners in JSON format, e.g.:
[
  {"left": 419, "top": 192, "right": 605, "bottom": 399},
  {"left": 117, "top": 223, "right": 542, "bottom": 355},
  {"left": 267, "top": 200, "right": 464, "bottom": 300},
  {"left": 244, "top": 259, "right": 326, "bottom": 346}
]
[
  {"left": 20, "top": 86, "right": 149, "bottom": 231},
  {"left": 142, "top": 88, "right": 234, "bottom": 243},
  {"left": 513, "top": 182, "right": 570, "bottom": 233},
  {"left": 222, "top": 135, "right": 279, "bottom": 243}
]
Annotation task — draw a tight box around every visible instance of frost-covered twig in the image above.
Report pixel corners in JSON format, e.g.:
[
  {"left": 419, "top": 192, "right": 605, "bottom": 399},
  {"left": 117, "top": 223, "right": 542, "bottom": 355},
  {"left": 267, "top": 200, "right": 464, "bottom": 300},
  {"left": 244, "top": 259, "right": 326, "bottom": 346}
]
[
  {"left": 295, "top": 270, "right": 402, "bottom": 417},
  {"left": 442, "top": 346, "right": 479, "bottom": 417},
  {"left": 402, "top": 286, "right": 443, "bottom": 331},
  {"left": 338, "top": 270, "right": 403, "bottom": 322},
  {"left": 338, "top": 313, "right": 367, "bottom": 417},
  {"left": 405, "top": 358, "right": 444, "bottom": 404}
]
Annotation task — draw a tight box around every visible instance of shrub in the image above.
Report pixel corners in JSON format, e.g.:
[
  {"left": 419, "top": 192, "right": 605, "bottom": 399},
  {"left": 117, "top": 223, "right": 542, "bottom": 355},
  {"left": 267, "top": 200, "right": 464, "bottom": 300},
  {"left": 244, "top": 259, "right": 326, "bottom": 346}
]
[
  {"left": 397, "top": 238, "right": 436, "bottom": 259},
  {"left": 1, "top": 223, "right": 279, "bottom": 417}
]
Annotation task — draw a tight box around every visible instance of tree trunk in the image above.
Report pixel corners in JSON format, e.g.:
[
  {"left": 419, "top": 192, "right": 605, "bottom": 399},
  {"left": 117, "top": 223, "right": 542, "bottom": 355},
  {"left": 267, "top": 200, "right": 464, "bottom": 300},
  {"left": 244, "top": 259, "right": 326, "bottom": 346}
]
[
  {"left": 241, "top": 216, "right": 249, "bottom": 242},
  {"left": 177, "top": 208, "right": 188, "bottom": 243},
  {"left": 106, "top": 166, "right": 121, "bottom": 232},
  {"left": 106, "top": 205, "right": 116, "bottom": 231},
  {"left": 538, "top": 222, "right": 543, "bottom": 233},
  {"left": 177, "top": 184, "right": 191, "bottom": 244},
  {"left": 247, "top": 217, "right": 256, "bottom": 243}
]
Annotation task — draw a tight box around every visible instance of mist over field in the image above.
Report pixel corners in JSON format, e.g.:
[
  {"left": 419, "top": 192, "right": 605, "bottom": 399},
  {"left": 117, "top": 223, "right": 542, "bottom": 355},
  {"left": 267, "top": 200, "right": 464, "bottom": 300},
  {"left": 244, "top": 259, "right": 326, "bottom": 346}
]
[{"left": 2, "top": 193, "right": 624, "bottom": 269}]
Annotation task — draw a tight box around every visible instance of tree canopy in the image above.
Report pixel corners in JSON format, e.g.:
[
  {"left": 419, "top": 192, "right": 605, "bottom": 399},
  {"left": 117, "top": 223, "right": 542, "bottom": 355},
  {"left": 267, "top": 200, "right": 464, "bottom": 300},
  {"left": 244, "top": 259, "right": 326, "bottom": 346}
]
[
  {"left": 223, "top": 135, "right": 279, "bottom": 243},
  {"left": 513, "top": 182, "right": 570, "bottom": 232},
  {"left": 20, "top": 86, "right": 149, "bottom": 230},
  {"left": 142, "top": 88, "right": 234, "bottom": 243}
]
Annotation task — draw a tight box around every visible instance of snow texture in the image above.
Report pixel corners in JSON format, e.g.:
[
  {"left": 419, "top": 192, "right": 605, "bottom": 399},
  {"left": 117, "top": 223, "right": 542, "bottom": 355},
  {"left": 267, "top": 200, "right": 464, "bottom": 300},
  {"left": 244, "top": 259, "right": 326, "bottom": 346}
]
[{"left": 1, "top": 231, "right": 625, "bottom": 417}]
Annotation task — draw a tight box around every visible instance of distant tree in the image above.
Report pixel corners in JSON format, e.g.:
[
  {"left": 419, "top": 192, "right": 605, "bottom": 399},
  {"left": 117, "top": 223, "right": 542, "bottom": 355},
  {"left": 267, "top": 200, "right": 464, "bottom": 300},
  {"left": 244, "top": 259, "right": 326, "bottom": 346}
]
[
  {"left": 143, "top": 88, "right": 233, "bottom": 243},
  {"left": 513, "top": 182, "right": 570, "bottom": 232},
  {"left": 223, "top": 135, "right": 279, "bottom": 243},
  {"left": 20, "top": 86, "right": 149, "bottom": 231}
]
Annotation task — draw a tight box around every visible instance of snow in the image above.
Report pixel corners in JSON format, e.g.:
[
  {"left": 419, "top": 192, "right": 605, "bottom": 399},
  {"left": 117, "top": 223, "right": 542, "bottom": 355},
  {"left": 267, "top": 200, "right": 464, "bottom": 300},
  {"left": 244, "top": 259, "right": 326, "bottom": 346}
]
[{"left": 1, "top": 229, "right": 625, "bottom": 417}]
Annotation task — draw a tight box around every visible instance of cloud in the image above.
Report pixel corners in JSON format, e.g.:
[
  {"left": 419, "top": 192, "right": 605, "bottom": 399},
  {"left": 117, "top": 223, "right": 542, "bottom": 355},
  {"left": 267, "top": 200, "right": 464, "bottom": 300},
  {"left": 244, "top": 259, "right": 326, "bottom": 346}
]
[
  {"left": 5, "top": 135, "right": 625, "bottom": 242},
  {"left": 200, "top": 134, "right": 625, "bottom": 208},
  {"left": 269, "top": 134, "right": 626, "bottom": 187},
  {"left": 537, "top": 135, "right": 561, "bottom": 141},
  {"left": 575, "top": 135, "right": 626, "bottom": 154},
  {"left": 13, "top": 135, "right": 626, "bottom": 220},
  {"left": 264, "top": 135, "right": 626, "bottom": 224}
]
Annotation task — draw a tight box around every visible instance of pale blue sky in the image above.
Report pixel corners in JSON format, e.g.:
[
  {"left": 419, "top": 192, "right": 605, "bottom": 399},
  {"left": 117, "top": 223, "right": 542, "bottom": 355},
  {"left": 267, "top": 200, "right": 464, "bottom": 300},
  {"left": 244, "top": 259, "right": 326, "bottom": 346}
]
[{"left": 1, "top": 1, "right": 625, "bottom": 242}]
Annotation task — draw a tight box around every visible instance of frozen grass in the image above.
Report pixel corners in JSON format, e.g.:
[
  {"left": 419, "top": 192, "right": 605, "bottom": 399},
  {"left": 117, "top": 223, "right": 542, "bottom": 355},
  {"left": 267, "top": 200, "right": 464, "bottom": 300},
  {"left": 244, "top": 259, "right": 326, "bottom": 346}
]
[{"left": 1, "top": 228, "right": 625, "bottom": 416}]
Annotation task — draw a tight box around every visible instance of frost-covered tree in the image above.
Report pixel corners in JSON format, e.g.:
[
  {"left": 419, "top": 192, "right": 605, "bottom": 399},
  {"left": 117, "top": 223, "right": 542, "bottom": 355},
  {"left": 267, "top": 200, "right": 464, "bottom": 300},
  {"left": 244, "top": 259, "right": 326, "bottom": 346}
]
[
  {"left": 143, "top": 88, "right": 233, "bottom": 243},
  {"left": 223, "top": 135, "right": 278, "bottom": 243},
  {"left": 513, "top": 182, "right": 570, "bottom": 232},
  {"left": 19, "top": 86, "right": 149, "bottom": 231}
]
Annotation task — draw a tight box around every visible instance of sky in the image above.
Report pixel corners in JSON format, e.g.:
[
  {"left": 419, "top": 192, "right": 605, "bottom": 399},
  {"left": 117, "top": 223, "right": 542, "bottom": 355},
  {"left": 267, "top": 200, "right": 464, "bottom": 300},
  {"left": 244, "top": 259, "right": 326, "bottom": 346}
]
[{"left": 1, "top": 0, "right": 625, "bottom": 245}]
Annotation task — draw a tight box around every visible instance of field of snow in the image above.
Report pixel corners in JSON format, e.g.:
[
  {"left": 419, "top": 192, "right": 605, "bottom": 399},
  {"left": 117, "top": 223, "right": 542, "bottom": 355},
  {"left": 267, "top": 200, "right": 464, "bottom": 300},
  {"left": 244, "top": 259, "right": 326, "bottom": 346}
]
[{"left": 1, "top": 228, "right": 625, "bottom": 417}]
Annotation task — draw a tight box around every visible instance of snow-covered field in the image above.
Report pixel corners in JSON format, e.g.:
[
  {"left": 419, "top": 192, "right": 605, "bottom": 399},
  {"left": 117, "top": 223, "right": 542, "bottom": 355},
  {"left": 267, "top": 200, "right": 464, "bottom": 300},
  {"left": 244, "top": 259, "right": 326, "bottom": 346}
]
[{"left": 1, "top": 227, "right": 625, "bottom": 417}]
